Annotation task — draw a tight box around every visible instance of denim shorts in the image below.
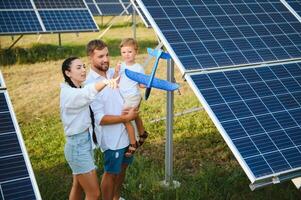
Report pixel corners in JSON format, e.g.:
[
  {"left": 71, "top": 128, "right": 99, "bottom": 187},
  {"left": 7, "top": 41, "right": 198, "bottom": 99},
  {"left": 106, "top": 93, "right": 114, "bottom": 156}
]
[
  {"left": 64, "top": 131, "right": 96, "bottom": 175},
  {"left": 104, "top": 147, "right": 134, "bottom": 174}
]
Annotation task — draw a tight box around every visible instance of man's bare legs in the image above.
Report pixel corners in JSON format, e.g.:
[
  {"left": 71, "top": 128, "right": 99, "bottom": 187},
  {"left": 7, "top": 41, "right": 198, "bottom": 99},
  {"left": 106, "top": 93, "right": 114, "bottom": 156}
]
[
  {"left": 102, "top": 164, "right": 127, "bottom": 200},
  {"left": 101, "top": 172, "right": 116, "bottom": 200},
  {"left": 113, "top": 164, "right": 127, "bottom": 200}
]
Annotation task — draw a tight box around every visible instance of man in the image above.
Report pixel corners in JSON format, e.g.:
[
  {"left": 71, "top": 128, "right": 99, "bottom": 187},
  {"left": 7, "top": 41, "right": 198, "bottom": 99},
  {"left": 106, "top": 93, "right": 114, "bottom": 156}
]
[{"left": 85, "top": 39, "right": 137, "bottom": 200}]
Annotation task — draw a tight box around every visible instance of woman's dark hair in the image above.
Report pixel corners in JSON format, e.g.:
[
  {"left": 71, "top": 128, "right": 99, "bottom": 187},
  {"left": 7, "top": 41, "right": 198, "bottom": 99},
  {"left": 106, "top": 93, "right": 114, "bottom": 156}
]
[{"left": 61, "top": 56, "right": 79, "bottom": 88}]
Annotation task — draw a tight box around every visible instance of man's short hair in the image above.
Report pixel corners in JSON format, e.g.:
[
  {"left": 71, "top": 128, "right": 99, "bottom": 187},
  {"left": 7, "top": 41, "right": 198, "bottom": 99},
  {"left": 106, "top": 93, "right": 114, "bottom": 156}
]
[{"left": 86, "top": 39, "right": 108, "bottom": 56}]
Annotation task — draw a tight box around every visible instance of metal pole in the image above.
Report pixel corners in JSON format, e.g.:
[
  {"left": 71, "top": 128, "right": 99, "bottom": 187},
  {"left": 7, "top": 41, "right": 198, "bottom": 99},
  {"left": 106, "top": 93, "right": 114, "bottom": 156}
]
[
  {"left": 58, "top": 33, "right": 62, "bottom": 46},
  {"left": 8, "top": 35, "right": 23, "bottom": 50},
  {"left": 165, "top": 58, "right": 174, "bottom": 184},
  {"left": 132, "top": 7, "right": 137, "bottom": 40}
]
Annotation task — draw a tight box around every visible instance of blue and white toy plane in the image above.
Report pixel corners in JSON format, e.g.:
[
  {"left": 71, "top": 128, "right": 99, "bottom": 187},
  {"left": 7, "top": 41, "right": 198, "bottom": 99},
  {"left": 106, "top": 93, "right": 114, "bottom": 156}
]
[{"left": 125, "top": 48, "right": 179, "bottom": 100}]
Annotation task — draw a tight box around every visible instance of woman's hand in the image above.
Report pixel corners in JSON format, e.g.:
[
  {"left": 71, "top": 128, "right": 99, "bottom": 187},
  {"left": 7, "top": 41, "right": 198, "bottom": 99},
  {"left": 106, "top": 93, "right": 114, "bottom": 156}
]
[{"left": 103, "top": 76, "right": 120, "bottom": 89}]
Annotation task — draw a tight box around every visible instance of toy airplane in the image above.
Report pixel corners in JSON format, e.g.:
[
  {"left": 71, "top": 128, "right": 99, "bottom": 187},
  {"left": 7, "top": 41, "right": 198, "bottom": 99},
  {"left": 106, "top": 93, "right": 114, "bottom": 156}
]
[{"left": 125, "top": 48, "right": 179, "bottom": 100}]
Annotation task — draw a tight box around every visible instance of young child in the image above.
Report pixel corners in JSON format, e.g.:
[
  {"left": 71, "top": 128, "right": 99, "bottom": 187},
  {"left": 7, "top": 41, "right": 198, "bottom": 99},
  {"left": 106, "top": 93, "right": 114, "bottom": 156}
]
[{"left": 114, "top": 38, "right": 148, "bottom": 157}]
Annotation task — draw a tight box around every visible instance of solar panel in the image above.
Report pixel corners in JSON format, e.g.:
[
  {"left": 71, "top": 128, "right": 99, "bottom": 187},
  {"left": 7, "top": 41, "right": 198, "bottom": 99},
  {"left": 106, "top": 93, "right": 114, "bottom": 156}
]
[
  {"left": 186, "top": 62, "right": 301, "bottom": 188},
  {"left": 0, "top": 73, "right": 41, "bottom": 199},
  {"left": 85, "top": 0, "right": 129, "bottom": 16},
  {"left": 33, "top": 0, "right": 86, "bottom": 9},
  {"left": 0, "top": 11, "right": 43, "bottom": 35},
  {"left": 135, "top": 0, "right": 301, "bottom": 72},
  {"left": 132, "top": 0, "right": 151, "bottom": 28},
  {"left": 0, "top": 0, "right": 99, "bottom": 35},
  {"left": 39, "top": 10, "right": 98, "bottom": 32},
  {"left": 135, "top": 0, "right": 301, "bottom": 189},
  {"left": 282, "top": 0, "right": 301, "bottom": 22}
]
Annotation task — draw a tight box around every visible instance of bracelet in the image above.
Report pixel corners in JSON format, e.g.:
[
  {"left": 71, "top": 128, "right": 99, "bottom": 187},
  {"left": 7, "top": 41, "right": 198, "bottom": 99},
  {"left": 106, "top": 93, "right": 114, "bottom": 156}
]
[{"left": 103, "top": 79, "right": 109, "bottom": 85}]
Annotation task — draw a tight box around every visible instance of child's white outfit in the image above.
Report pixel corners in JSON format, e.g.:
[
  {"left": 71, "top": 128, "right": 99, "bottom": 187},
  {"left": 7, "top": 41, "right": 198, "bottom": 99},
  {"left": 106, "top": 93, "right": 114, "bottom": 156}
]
[{"left": 118, "top": 62, "right": 145, "bottom": 108}]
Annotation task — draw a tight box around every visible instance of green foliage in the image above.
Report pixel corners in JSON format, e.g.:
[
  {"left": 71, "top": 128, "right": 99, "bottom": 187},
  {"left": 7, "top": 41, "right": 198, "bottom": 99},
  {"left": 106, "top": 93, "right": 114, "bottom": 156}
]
[{"left": 0, "top": 39, "right": 156, "bottom": 66}]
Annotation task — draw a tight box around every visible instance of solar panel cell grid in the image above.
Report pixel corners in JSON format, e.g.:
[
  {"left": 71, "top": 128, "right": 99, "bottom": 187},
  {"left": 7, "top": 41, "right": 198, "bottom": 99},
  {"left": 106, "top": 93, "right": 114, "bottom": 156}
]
[
  {"left": 0, "top": 0, "right": 98, "bottom": 34},
  {"left": 138, "top": 0, "right": 301, "bottom": 71},
  {"left": 0, "top": 92, "right": 40, "bottom": 199},
  {"left": 0, "top": 0, "right": 32, "bottom": 9},
  {"left": 2, "top": 178, "right": 36, "bottom": 200},
  {"left": 39, "top": 10, "right": 97, "bottom": 32},
  {"left": 284, "top": 0, "right": 301, "bottom": 19},
  {"left": 0, "top": 11, "right": 43, "bottom": 34},
  {"left": 33, "top": 0, "right": 86, "bottom": 9},
  {"left": 190, "top": 62, "right": 301, "bottom": 178},
  {"left": 98, "top": 4, "right": 125, "bottom": 15}
]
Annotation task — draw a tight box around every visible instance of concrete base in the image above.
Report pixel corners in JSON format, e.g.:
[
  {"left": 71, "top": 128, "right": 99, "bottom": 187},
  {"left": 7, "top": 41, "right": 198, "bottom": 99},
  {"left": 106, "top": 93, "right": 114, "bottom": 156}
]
[
  {"left": 160, "top": 180, "right": 181, "bottom": 189},
  {"left": 292, "top": 177, "right": 301, "bottom": 190}
]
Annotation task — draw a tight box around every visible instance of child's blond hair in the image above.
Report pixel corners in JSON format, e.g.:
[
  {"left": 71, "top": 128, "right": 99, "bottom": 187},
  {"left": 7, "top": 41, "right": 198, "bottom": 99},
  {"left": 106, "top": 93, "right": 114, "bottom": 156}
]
[{"left": 119, "top": 38, "right": 139, "bottom": 52}]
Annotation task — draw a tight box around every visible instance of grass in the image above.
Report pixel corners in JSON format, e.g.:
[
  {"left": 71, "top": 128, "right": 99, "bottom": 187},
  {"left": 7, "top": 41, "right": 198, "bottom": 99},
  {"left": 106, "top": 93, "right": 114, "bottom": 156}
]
[{"left": 1, "top": 18, "right": 301, "bottom": 199}]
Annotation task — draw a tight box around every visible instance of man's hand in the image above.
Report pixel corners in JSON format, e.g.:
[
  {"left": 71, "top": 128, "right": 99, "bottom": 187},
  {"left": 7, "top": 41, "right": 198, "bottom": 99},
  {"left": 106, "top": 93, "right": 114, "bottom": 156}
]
[{"left": 122, "top": 107, "right": 138, "bottom": 122}]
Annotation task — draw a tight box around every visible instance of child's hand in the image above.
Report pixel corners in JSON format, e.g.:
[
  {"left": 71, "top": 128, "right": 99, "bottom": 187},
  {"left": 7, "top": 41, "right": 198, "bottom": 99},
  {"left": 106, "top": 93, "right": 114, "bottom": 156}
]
[{"left": 115, "top": 62, "right": 121, "bottom": 73}]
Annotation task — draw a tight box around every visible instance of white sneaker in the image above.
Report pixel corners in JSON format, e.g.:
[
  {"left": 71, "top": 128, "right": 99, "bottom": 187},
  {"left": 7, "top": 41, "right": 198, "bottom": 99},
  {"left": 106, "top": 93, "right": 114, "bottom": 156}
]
[{"left": 119, "top": 197, "right": 125, "bottom": 200}]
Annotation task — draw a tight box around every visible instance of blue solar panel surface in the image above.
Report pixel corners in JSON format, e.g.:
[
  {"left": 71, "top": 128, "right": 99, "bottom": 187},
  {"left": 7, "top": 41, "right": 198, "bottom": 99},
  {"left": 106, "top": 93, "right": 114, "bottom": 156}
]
[
  {"left": 285, "top": 0, "right": 301, "bottom": 18},
  {"left": 0, "top": 0, "right": 32, "bottom": 9},
  {"left": 137, "top": 0, "right": 301, "bottom": 70},
  {"left": 190, "top": 62, "right": 301, "bottom": 178},
  {"left": 39, "top": 10, "right": 97, "bottom": 32},
  {"left": 33, "top": 0, "right": 86, "bottom": 8},
  {"left": 0, "top": 0, "right": 98, "bottom": 34},
  {"left": 98, "top": 4, "right": 125, "bottom": 15},
  {"left": 133, "top": 0, "right": 151, "bottom": 27},
  {"left": 85, "top": 0, "right": 129, "bottom": 16},
  {"left": 0, "top": 93, "right": 38, "bottom": 199},
  {"left": 87, "top": 3, "right": 101, "bottom": 15},
  {"left": 0, "top": 11, "right": 43, "bottom": 34}
]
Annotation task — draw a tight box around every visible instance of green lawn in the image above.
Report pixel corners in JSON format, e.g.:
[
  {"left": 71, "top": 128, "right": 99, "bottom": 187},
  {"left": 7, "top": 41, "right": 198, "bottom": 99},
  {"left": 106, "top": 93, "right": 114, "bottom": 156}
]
[{"left": 1, "top": 19, "right": 301, "bottom": 199}]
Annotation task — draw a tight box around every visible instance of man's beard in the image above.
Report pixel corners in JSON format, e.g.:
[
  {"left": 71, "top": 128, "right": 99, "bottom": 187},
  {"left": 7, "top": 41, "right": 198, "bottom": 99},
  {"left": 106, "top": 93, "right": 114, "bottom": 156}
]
[{"left": 95, "top": 62, "right": 109, "bottom": 72}]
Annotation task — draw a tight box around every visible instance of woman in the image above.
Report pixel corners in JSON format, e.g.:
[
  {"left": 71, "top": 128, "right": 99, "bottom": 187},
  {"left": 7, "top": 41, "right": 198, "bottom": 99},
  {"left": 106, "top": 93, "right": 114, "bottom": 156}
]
[{"left": 60, "top": 56, "right": 118, "bottom": 200}]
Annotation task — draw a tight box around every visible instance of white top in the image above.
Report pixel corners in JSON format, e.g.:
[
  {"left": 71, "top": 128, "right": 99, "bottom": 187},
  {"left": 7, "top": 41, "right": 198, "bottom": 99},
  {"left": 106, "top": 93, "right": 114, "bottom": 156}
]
[
  {"left": 85, "top": 68, "right": 129, "bottom": 152},
  {"left": 118, "top": 62, "right": 144, "bottom": 97},
  {"left": 60, "top": 83, "right": 98, "bottom": 136}
]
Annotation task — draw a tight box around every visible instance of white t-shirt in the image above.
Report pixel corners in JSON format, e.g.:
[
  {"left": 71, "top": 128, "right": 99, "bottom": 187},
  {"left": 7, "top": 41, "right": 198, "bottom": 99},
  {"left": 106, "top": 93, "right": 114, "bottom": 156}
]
[
  {"left": 60, "top": 83, "right": 98, "bottom": 136},
  {"left": 85, "top": 68, "right": 129, "bottom": 152},
  {"left": 118, "top": 62, "right": 144, "bottom": 97}
]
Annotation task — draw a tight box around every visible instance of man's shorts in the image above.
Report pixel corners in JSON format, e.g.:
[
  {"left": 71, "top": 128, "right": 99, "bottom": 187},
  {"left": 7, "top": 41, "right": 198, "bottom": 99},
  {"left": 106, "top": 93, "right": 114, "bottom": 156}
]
[{"left": 104, "top": 147, "right": 134, "bottom": 174}]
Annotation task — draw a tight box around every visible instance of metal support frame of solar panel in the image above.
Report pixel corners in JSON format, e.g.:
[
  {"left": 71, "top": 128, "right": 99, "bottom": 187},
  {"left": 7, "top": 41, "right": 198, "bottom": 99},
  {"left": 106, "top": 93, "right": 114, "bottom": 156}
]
[
  {"left": 134, "top": 0, "right": 301, "bottom": 189},
  {"left": 281, "top": 0, "right": 301, "bottom": 23},
  {"left": 85, "top": 0, "right": 130, "bottom": 16},
  {"left": 132, "top": 0, "right": 151, "bottom": 28},
  {"left": 0, "top": 0, "right": 99, "bottom": 35},
  {"left": 0, "top": 72, "right": 41, "bottom": 199}
]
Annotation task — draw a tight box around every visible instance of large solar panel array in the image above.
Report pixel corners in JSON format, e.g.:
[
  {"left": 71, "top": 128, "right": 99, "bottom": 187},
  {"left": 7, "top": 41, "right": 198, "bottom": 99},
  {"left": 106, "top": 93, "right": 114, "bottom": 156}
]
[
  {"left": 0, "top": 0, "right": 98, "bottom": 35},
  {"left": 0, "top": 72, "right": 41, "bottom": 199},
  {"left": 135, "top": 0, "right": 301, "bottom": 189},
  {"left": 135, "top": 0, "right": 301, "bottom": 72},
  {"left": 85, "top": 0, "right": 130, "bottom": 16}
]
